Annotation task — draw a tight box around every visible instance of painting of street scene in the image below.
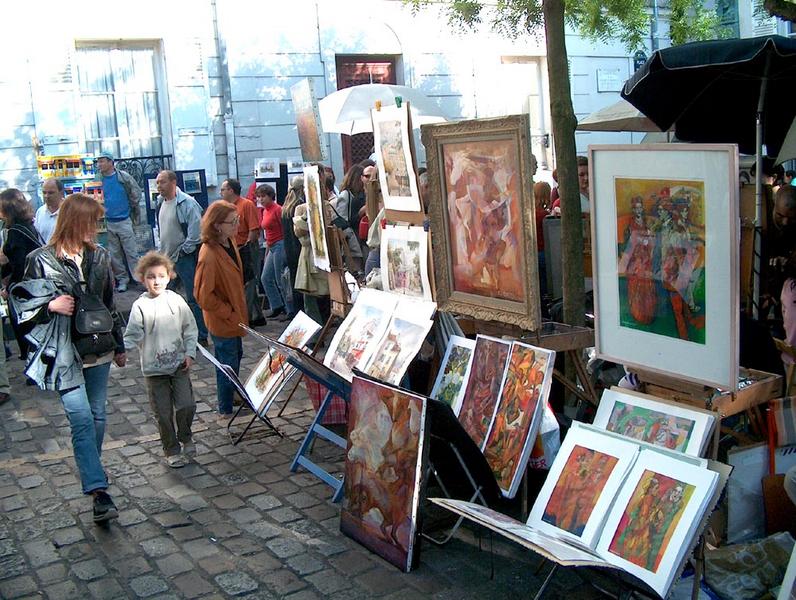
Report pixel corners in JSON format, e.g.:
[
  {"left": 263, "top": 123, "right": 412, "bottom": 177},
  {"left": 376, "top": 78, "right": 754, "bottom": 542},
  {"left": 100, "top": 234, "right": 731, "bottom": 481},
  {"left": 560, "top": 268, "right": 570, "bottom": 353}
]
[
  {"left": 442, "top": 139, "right": 525, "bottom": 303},
  {"left": 325, "top": 304, "right": 390, "bottom": 381},
  {"left": 386, "top": 239, "right": 423, "bottom": 297},
  {"left": 615, "top": 178, "right": 706, "bottom": 344},
  {"left": 341, "top": 376, "right": 427, "bottom": 572},
  {"left": 378, "top": 119, "right": 412, "bottom": 198}
]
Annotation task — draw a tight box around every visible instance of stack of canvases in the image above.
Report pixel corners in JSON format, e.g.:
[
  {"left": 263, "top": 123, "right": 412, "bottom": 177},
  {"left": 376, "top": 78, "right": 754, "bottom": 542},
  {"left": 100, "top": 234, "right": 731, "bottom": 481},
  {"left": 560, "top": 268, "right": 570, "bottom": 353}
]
[
  {"left": 434, "top": 387, "right": 725, "bottom": 599},
  {"left": 430, "top": 334, "right": 557, "bottom": 498}
]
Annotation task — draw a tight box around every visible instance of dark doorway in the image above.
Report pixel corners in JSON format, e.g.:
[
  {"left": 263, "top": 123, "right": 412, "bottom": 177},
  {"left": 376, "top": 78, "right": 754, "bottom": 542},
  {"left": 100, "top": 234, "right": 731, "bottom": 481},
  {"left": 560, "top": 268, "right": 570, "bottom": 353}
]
[{"left": 335, "top": 55, "right": 397, "bottom": 173}]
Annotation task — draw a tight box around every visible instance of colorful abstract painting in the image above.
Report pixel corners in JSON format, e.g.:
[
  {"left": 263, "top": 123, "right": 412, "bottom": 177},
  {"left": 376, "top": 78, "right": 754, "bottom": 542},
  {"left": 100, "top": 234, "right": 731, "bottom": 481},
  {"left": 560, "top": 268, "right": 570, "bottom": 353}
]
[
  {"left": 615, "top": 177, "right": 706, "bottom": 344},
  {"left": 605, "top": 401, "right": 695, "bottom": 453},
  {"left": 541, "top": 446, "right": 620, "bottom": 536},
  {"left": 482, "top": 342, "right": 555, "bottom": 497},
  {"left": 341, "top": 376, "right": 427, "bottom": 572},
  {"left": 442, "top": 139, "right": 525, "bottom": 302},
  {"left": 430, "top": 336, "right": 475, "bottom": 414},
  {"left": 457, "top": 336, "right": 511, "bottom": 448},
  {"left": 608, "top": 469, "right": 695, "bottom": 572}
]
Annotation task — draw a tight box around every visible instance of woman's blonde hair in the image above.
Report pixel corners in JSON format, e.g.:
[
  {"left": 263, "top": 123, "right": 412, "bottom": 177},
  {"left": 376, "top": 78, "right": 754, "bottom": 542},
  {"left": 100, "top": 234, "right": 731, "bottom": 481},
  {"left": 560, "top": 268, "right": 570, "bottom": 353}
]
[{"left": 49, "top": 193, "right": 104, "bottom": 254}]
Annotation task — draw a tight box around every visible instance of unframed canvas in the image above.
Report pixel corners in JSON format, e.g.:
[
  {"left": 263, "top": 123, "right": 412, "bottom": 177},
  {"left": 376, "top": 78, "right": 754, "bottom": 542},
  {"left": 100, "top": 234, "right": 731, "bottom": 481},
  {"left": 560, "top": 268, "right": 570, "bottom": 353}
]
[
  {"left": 303, "top": 165, "right": 331, "bottom": 272},
  {"left": 290, "top": 78, "right": 326, "bottom": 161},
  {"left": 363, "top": 315, "right": 434, "bottom": 386},
  {"left": 481, "top": 341, "right": 556, "bottom": 498},
  {"left": 341, "top": 376, "right": 428, "bottom": 572},
  {"left": 589, "top": 144, "right": 738, "bottom": 390},
  {"left": 421, "top": 115, "right": 541, "bottom": 330},
  {"left": 372, "top": 103, "right": 422, "bottom": 213},
  {"left": 430, "top": 335, "right": 476, "bottom": 415},
  {"left": 381, "top": 224, "right": 433, "bottom": 300}
]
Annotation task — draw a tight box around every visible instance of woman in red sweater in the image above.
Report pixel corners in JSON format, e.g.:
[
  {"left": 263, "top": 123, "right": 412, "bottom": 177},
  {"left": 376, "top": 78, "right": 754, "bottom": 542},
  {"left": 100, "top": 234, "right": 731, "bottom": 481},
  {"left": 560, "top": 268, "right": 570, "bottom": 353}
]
[{"left": 256, "top": 184, "right": 294, "bottom": 320}]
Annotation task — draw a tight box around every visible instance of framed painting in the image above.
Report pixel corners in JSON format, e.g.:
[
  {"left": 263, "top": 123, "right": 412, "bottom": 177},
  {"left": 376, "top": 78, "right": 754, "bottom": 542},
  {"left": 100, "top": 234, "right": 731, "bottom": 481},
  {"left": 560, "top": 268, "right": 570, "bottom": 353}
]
[
  {"left": 528, "top": 424, "right": 639, "bottom": 548},
  {"left": 286, "top": 156, "right": 305, "bottom": 174},
  {"left": 372, "top": 103, "right": 422, "bottom": 213},
  {"left": 481, "top": 341, "right": 556, "bottom": 498},
  {"left": 593, "top": 387, "right": 717, "bottom": 457},
  {"left": 244, "top": 311, "right": 321, "bottom": 414},
  {"left": 255, "top": 157, "right": 280, "bottom": 179},
  {"left": 589, "top": 144, "right": 739, "bottom": 390},
  {"left": 421, "top": 114, "right": 540, "bottom": 330},
  {"left": 381, "top": 225, "right": 433, "bottom": 300},
  {"left": 430, "top": 336, "right": 476, "bottom": 415},
  {"left": 303, "top": 165, "right": 331, "bottom": 272},
  {"left": 324, "top": 289, "right": 397, "bottom": 381},
  {"left": 290, "top": 78, "right": 326, "bottom": 162},
  {"left": 457, "top": 335, "right": 511, "bottom": 448},
  {"left": 597, "top": 448, "right": 719, "bottom": 598},
  {"left": 341, "top": 376, "right": 428, "bottom": 572}
]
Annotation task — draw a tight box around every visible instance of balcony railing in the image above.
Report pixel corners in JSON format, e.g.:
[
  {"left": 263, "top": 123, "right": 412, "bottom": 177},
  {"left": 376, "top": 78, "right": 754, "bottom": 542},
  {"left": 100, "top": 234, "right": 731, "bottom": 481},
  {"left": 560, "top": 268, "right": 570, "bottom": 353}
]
[{"left": 114, "top": 155, "right": 173, "bottom": 191}]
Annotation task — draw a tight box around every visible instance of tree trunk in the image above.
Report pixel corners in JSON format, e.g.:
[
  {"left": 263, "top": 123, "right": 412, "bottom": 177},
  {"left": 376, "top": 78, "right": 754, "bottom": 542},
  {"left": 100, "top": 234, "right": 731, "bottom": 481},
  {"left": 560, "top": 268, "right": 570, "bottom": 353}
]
[{"left": 543, "top": 0, "right": 585, "bottom": 326}]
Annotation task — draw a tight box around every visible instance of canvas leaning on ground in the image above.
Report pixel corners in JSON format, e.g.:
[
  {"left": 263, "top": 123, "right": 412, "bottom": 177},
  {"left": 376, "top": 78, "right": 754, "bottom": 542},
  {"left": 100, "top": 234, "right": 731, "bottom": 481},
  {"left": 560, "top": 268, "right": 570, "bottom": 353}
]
[
  {"left": 381, "top": 224, "right": 433, "bottom": 300},
  {"left": 589, "top": 144, "right": 739, "bottom": 390},
  {"left": 341, "top": 376, "right": 428, "bottom": 572},
  {"left": 421, "top": 114, "right": 541, "bottom": 330},
  {"left": 372, "top": 103, "right": 422, "bottom": 213}
]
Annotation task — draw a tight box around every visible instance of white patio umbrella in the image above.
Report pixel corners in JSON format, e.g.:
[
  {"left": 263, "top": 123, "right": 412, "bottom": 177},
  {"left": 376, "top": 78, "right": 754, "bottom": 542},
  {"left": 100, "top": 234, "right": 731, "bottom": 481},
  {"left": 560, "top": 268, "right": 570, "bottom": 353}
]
[
  {"left": 577, "top": 99, "right": 663, "bottom": 132},
  {"left": 318, "top": 83, "right": 447, "bottom": 135}
]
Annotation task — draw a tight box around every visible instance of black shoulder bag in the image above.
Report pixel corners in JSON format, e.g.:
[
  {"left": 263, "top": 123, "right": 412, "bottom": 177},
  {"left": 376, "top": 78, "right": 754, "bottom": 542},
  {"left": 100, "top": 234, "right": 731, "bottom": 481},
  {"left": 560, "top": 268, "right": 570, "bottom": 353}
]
[{"left": 70, "top": 257, "right": 116, "bottom": 358}]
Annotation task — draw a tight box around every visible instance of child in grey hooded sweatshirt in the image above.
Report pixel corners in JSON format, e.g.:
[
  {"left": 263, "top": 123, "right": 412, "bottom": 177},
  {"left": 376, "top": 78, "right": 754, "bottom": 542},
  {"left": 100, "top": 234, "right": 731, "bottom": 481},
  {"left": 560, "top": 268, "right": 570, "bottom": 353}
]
[{"left": 124, "top": 251, "right": 198, "bottom": 467}]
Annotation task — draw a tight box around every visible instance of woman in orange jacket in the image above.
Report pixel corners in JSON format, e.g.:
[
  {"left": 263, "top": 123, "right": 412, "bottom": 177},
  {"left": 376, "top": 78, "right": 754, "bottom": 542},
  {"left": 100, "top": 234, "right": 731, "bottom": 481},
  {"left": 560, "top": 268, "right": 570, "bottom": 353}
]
[{"left": 194, "top": 201, "right": 248, "bottom": 420}]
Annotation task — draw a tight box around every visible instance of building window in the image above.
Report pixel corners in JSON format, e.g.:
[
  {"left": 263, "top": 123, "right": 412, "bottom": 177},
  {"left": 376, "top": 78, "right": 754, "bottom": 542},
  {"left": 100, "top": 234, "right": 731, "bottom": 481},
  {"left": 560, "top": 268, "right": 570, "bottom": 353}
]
[{"left": 75, "top": 44, "right": 165, "bottom": 158}]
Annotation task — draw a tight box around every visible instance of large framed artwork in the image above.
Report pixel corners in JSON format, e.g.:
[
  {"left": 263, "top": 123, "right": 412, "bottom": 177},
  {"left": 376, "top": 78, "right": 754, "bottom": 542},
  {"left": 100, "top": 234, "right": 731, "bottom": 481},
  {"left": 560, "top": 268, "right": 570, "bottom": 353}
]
[
  {"left": 481, "top": 341, "right": 556, "bottom": 498},
  {"left": 421, "top": 115, "right": 541, "bottom": 330},
  {"left": 341, "top": 376, "right": 428, "bottom": 572},
  {"left": 381, "top": 225, "right": 433, "bottom": 300},
  {"left": 589, "top": 145, "right": 739, "bottom": 390},
  {"left": 593, "top": 388, "right": 717, "bottom": 457},
  {"left": 372, "top": 103, "right": 422, "bottom": 213},
  {"left": 303, "top": 165, "right": 330, "bottom": 272},
  {"left": 290, "top": 78, "right": 326, "bottom": 162}
]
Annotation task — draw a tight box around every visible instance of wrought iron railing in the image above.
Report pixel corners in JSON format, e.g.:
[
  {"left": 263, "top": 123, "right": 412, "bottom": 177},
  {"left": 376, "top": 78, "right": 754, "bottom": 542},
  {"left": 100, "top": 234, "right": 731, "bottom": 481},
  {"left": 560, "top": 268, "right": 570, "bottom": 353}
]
[{"left": 114, "top": 155, "right": 173, "bottom": 191}]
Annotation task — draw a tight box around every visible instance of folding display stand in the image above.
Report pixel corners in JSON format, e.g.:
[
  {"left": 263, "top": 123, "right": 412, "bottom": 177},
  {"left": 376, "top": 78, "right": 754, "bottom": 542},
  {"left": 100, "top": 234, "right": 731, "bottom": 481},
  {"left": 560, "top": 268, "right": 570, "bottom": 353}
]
[
  {"left": 240, "top": 326, "right": 352, "bottom": 501},
  {"left": 196, "top": 344, "right": 282, "bottom": 444}
]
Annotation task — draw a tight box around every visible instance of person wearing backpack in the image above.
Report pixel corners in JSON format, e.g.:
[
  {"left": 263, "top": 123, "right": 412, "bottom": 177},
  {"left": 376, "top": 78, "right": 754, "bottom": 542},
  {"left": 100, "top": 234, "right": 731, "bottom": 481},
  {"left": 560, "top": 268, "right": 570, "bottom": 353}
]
[
  {"left": 154, "top": 170, "right": 208, "bottom": 347},
  {"left": 13, "top": 192, "right": 126, "bottom": 523},
  {"left": 0, "top": 188, "right": 45, "bottom": 360}
]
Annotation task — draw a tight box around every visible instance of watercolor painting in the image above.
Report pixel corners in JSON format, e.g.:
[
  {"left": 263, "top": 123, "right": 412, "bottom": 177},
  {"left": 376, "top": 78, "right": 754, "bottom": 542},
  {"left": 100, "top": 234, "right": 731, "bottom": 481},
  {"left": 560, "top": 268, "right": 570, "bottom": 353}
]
[
  {"left": 541, "top": 446, "right": 620, "bottom": 536},
  {"left": 325, "top": 302, "right": 393, "bottom": 381},
  {"left": 608, "top": 469, "right": 695, "bottom": 572},
  {"left": 372, "top": 104, "right": 421, "bottom": 212},
  {"left": 457, "top": 335, "right": 511, "bottom": 448},
  {"left": 430, "top": 336, "right": 476, "bottom": 415},
  {"left": 291, "top": 78, "right": 325, "bottom": 161},
  {"left": 364, "top": 316, "right": 433, "bottom": 386},
  {"left": 381, "top": 225, "right": 433, "bottom": 300},
  {"left": 482, "top": 342, "right": 555, "bottom": 497},
  {"left": 341, "top": 376, "right": 427, "bottom": 572},
  {"left": 303, "top": 165, "right": 330, "bottom": 272},
  {"left": 615, "top": 178, "right": 706, "bottom": 344}
]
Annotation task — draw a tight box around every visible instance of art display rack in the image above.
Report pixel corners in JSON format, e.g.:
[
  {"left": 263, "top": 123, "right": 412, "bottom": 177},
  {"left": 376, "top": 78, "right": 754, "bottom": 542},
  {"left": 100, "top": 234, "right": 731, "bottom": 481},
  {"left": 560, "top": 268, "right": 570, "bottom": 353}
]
[{"left": 241, "top": 325, "right": 352, "bottom": 501}]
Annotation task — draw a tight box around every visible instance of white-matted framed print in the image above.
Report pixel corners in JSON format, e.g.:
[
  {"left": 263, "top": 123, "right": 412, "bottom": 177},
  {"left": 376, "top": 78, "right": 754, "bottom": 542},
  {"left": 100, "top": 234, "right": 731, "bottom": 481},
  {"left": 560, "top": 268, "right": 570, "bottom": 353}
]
[{"left": 588, "top": 144, "right": 739, "bottom": 391}]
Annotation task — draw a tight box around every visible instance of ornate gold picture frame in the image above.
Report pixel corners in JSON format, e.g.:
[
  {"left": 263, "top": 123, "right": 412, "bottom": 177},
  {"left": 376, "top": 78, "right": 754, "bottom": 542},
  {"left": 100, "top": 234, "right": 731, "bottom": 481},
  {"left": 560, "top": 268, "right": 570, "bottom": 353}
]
[{"left": 421, "top": 114, "right": 540, "bottom": 330}]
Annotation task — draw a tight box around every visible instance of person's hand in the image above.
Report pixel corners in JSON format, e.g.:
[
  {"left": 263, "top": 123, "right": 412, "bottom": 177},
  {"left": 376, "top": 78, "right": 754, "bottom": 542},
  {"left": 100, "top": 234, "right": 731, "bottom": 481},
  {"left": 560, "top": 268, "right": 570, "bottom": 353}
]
[
  {"left": 0, "top": 251, "right": 8, "bottom": 266},
  {"left": 182, "top": 356, "right": 193, "bottom": 371},
  {"left": 0, "top": 288, "right": 7, "bottom": 300},
  {"left": 113, "top": 352, "right": 127, "bottom": 367},
  {"left": 48, "top": 295, "right": 75, "bottom": 316}
]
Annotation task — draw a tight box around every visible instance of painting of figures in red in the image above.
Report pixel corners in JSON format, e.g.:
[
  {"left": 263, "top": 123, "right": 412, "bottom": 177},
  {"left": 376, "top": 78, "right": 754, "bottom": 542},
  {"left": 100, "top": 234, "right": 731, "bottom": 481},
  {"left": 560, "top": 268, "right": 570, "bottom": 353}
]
[
  {"left": 442, "top": 139, "right": 525, "bottom": 302},
  {"left": 542, "top": 446, "right": 619, "bottom": 536},
  {"left": 615, "top": 178, "right": 706, "bottom": 344},
  {"left": 608, "top": 469, "right": 695, "bottom": 572},
  {"left": 482, "top": 343, "right": 554, "bottom": 497},
  {"left": 457, "top": 336, "right": 511, "bottom": 448},
  {"left": 341, "top": 377, "right": 427, "bottom": 572}
]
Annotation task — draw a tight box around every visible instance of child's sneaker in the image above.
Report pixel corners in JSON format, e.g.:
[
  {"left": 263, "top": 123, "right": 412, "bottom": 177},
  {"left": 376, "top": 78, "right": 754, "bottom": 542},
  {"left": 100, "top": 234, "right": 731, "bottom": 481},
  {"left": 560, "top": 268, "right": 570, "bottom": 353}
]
[
  {"left": 166, "top": 454, "right": 188, "bottom": 468},
  {"left": 182, "top": 440, "right": 196, "bottom": 456}
]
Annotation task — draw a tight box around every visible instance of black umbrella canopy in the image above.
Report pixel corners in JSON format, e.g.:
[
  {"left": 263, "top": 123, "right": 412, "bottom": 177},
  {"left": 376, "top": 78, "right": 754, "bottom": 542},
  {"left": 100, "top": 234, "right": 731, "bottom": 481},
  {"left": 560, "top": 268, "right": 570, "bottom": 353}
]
[{"left": 622, "top": 35, "right": 796, "bottom": 157}]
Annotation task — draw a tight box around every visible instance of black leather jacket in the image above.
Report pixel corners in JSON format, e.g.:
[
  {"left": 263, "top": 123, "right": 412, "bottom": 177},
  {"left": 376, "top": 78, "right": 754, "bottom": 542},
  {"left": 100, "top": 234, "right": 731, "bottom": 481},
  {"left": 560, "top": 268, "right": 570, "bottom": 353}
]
[{"left": 23, "top": 244, "right": 125, "bottom": 354}]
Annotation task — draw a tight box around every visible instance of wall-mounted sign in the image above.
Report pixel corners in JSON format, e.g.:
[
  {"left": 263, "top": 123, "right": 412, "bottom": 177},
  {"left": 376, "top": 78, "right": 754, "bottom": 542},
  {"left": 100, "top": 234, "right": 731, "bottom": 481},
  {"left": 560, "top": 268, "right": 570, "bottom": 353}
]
[{"left": 596, "top": 69, "right": 624, "bottom": 93}]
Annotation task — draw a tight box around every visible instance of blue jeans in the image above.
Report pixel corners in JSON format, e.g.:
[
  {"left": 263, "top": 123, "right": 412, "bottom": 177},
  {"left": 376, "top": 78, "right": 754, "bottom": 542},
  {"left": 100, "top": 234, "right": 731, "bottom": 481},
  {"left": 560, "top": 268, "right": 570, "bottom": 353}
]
[
  {"left": 171, "top": 251, "right": 208, "bottom": 341},
  {"left": 58, "top": 362, "right": 112, "bottom": 494},
  {"left": 364, "top": 248, "right": 380, "bottom": 276},
  {"left": 211, "top": 335, "right": 242, "bottom": 415},
  {"left": 261, "top": 240, "right": 293, "bottom": 314}
]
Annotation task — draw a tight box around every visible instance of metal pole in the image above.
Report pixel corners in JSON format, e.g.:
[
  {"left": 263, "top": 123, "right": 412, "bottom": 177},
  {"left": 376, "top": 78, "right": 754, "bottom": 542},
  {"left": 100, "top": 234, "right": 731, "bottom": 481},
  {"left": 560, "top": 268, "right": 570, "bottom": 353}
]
[{"left": 753, "top": 53, "right": 772, "bottom": 320}]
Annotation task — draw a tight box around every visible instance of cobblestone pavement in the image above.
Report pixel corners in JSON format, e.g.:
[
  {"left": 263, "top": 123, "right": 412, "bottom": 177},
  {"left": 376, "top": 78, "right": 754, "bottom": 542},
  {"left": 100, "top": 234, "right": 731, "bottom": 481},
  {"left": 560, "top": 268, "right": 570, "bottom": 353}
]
[{"left": 0, "top": 292, "right": 601, "bottom": 599}]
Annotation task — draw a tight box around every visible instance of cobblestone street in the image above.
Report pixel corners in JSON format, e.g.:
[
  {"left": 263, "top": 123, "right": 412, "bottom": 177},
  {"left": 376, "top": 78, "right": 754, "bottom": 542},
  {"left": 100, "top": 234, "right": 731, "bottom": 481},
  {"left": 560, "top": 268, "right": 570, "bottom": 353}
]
[{"left": 0, "top": 296, "right": 597, "bottom": 600}]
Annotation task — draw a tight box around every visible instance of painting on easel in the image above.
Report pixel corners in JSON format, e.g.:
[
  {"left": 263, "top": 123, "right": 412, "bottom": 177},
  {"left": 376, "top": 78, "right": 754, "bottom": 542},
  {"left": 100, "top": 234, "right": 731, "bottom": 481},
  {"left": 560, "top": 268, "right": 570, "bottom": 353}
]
[
  {"left": 341, "top": 376, "right": 428, "bottom": 572},
  {"left": 372, "top": 103, "right": 421, "bottom": 213},
  {"left": 381, "top": 224, "right": 433, "bottom": 300},
  {"left": 303, "top": 165, "right": 330, "bottom": 272}
]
